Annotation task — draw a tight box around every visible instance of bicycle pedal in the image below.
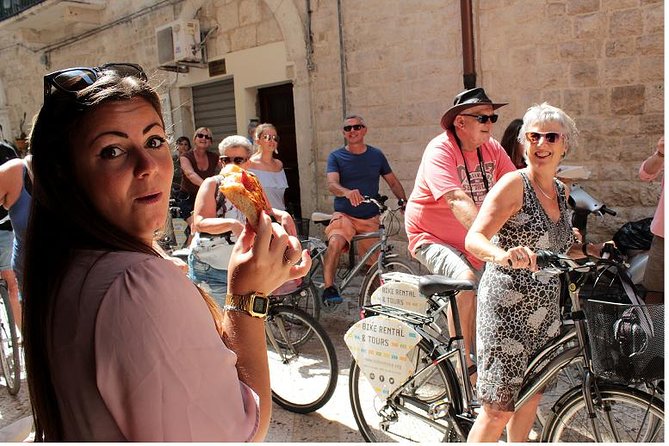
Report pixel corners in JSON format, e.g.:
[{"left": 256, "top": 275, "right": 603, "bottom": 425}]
[
  {"left": 321, "top": 300, "right": 340, "bottom": 313},
  {"left": 428, "top": 400, "right": 451, "bottom": 419}
]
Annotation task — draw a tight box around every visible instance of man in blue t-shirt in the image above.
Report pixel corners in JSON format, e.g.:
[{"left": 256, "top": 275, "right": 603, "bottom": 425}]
[{"left": 322, "top": 115, "right": 407, "bottom": 304}]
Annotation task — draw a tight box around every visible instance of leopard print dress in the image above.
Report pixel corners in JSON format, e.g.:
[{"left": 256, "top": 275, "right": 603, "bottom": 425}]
[{"left": 476, "top": 172, "right": 574, "bottom": 412}]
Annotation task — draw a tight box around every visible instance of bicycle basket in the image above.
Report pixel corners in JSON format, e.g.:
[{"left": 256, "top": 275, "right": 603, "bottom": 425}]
[{"left": 584, "top": 299, "right": 664, "bottom": 384}]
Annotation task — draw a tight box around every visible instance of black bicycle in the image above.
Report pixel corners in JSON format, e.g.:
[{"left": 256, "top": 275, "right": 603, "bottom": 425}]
[
  {"left": 266, "top": 301, "right": 338, "bottom": 413},
  {"left": 306, "top": 195, "right": 415, "bottom": 311},
  {"left": 348, "top": 252, "right": 663, "bottom": 442}
]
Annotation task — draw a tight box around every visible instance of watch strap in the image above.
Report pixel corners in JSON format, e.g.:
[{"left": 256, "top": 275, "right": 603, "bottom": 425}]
[{"left": 224, "top": 292, "right": 269, "bottom": 318}]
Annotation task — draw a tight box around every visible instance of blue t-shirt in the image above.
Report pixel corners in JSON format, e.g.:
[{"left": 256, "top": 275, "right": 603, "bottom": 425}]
[{"left": 326, "top": 145, "right": 392, "bottom": 218}]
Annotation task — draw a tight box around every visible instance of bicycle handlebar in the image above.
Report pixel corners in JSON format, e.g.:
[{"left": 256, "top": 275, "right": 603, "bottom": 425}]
[
  {"left": 600, "top": 205, "right": 616, "bottom": 216},
  {"left": 362, "top": 195, "right": 405, "bottom": 212},
  {"left": 534, "top": 249, "right": 624, "bottom": 272}
]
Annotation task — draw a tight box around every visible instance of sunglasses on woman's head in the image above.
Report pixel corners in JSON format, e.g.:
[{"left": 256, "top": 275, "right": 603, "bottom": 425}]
[
  {"left": 43, "top": 63, "right": 147, "bottom": 99},
  {"left": 261, "top": 134, "right": 279, "bottom": 142},
  {"left": 196, "top": 133, "right": 213, "bottom": 141},
  {"left": 525, "top": 132, "right": 563, "bottom": 144},
  {"left": 220, "top": 156, "right": 248, "bottom": 165}
]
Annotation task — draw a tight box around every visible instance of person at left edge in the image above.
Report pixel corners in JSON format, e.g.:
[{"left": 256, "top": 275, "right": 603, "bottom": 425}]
[{"left": 23, "top": 63, "right": 310, "bottom": 441}]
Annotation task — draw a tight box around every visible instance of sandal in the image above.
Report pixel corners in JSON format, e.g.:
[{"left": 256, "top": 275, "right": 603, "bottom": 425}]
[{"left": 468, "top": 364, "right": 478, "bottom": 376}]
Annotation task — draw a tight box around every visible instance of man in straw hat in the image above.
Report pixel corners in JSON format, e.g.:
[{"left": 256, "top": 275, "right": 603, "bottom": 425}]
[{"left": 404, "top": 87, "right": 516, "bottom": 379}]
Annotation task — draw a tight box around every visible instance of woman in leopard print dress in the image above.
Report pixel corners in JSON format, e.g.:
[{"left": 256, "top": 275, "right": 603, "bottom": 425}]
[{"left": 464, "top": 103, "right": 611, "bottom": 442}]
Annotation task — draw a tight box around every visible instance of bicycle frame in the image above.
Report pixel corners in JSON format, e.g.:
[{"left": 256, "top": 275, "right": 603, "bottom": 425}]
[
  {"left": 308, "top": 201, "right": 398, "bottom": 294},
  {"left": 354, "top": 255, "right": 659, "bottom": 442}
]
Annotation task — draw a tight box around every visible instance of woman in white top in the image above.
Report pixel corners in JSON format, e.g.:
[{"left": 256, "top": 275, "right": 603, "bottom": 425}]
[{"left": 248, "top": 123, "right": 289, "bottom": 210}]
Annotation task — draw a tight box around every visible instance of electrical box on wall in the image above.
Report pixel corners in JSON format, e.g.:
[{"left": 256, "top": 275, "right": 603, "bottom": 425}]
[{"left": 156, "top": 19, "right": 203, "bottom": 66}]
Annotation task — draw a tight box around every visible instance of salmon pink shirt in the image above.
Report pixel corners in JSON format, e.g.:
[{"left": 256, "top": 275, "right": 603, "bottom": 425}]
[{"left": 405, "top": 130, "right": 516, "bottom": 270}]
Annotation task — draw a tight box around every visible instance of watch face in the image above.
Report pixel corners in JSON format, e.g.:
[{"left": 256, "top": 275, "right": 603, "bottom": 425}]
[{"left": 253, "top": 296, "right": 269, "bottom": 314}]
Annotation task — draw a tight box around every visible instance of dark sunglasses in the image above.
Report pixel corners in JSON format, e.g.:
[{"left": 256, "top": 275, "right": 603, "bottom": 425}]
[
  {"left": 459, "top": 113, "right": 498, "bottom": 124},
  {"left": 343, "top": 124, "right": 365, "bottom": 132},
  {"left": 220, "top": 156, "right": 249, "bottom": 165},
  {"left": 525, "top": 132, "right": 563, "bottom": 144},
  {"left": 261, "top": 134, "right": 279, "bottom": 142},
  {"left": 196, "top": 133, "right": 213, "bottom": 141},
  {"left": 43, "top": 63, "right": 147, "bottom": 99}
]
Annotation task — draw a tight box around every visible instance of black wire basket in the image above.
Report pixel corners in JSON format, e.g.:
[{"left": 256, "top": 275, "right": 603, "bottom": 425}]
[{"left": 584, "top": 299, "right": 664, "bottom": 384}]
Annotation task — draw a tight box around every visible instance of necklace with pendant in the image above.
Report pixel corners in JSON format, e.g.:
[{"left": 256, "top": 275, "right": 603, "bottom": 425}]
[{"left": 533, "top": 178, "right": 556, "bottom": 200}]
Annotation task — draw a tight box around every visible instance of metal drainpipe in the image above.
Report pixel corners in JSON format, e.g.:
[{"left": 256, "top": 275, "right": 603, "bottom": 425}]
[
  {"left": 337, "top": 0, "right": 347, "bottom": 120},
  {"left": 305, "top": 0, "right": 315, "bottom": 71},
  {"left": 460, "top": 0, "right": 476, "bottom": 89}
]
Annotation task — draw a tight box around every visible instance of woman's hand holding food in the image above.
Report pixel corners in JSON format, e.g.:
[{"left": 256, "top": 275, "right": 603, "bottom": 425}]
[{"left": 227, "top": 211, "right": 311, "bottom": 296}]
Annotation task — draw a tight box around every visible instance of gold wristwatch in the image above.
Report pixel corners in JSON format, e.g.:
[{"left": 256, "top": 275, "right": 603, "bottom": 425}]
[{"left": 224, "top": 292, "right": 270, "bottom": 318}]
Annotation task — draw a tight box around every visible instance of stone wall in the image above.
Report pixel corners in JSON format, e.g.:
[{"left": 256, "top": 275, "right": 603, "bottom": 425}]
[{"left": 0, "top": 0, "right": 662, "bottom": 246}]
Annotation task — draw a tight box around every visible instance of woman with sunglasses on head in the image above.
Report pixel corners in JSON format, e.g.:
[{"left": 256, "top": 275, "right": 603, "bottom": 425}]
[
  {"left": 248, "top": 123, "right": 289, "bottom": 211},
  {"left": 179, "top": 127, "right": 220, "bottom": 244},
  {"left": 24, "top": 65, "right": 310, "bottom": 441},
  {"left": 189, "top": 135, "right": 298, "bottom": 306},
  {"left": 465, "top": 103, "right": 611, "bottom": 442}
]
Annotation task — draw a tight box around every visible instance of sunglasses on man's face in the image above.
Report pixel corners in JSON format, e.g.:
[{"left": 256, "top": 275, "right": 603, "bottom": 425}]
[
  {"left": 525, "top": 132, "right": 563, "bottom": 144},
  {"left": 196, "top": 133, "right": 213, "bottom": 141},
  {"left": 220, "top": 156, "right": 249, "bottom": 165},
  {"left": 261, "top": 134, "right": 279, "bottom": 142},
  {"left": 343, "top": 124, "right": 365, "bottom": 132},
  {"left": 43, "top": 63, "right": 147, "bottom": 99},
  {"left": 459, "top": 113, "right": 498, "bottom": 124}
]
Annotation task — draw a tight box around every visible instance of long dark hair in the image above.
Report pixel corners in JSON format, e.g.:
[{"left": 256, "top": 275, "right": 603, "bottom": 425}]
[
  {"left": 24, "top": 73, "right": 166, "bottom": 441},
  {"left": 500, "top": 118, "right": 526, "bottom": 169}
]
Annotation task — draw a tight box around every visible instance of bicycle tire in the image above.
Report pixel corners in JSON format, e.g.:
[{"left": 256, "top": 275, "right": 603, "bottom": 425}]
[
  {"left": 349, "top": 339, "right": 464, "bottom": 442},
  {"left": 275, "top": 281, "right": 321, "bottom": 320},
  {"left": 0, "top": 283, "right": 20, "bottom": 395},
  {"left": 266, "top": 305, "right": 338, "bottom": 413},
  {"left": 535, "top": 357, "right": 584, "bottom": 429},
  {"left": 541, "top": 383, "right": 664, "bottom": 442},
  {"left": 358, "top": 257, "right": 416, "bottom": 307}
]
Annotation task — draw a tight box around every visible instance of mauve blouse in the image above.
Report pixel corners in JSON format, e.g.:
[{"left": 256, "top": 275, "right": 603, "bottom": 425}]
[{"left": 48, "top": 250, "right": 259, "bottom": 441}]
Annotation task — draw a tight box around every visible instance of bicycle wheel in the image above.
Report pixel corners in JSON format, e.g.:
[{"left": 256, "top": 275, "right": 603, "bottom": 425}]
[
  {"left": 349, "top": 339, "right": 464, "bottom": 442},
  {"left": 358, "top": 257, "right": 416, "bottom": 307},
  {"left": 542, "top": 384, "right": 664, "bottom": 442},
  {"left": 276, "top": 282, "right": 321, "bottom": 320},
  {"left": 0, "top": 283, "right": 20, "bottom": 395},
  {"left": 535, "top": 358, "right": 584, "bottom": 429},
  {"left": 266, "top": 305, "right": 338, "bottom": 413}
]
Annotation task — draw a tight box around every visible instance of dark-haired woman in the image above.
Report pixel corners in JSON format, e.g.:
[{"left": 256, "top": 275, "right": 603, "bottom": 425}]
[
  {"left": 500, "top": 118, "right": 526, "bottom": 169},
  {"left": 24, "top": 64, "right": 309, "bottom": 441}
]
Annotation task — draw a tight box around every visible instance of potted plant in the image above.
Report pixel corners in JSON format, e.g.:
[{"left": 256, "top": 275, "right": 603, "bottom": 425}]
[{"left": 15, "top": 112, "right": 27, "bottom": 154}]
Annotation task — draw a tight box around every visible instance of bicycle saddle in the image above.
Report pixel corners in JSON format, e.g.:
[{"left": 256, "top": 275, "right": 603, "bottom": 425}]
[
  {"left": 311, "top": 212, "right": 332, "bottom": 225},
  {"left": 419, "top": 275, "right": 475, "bottom": 296}
]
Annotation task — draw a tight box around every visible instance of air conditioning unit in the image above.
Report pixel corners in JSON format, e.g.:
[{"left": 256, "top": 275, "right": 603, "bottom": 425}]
[{"left": 156, "top": 19, "right": 203, "bottom": 66}]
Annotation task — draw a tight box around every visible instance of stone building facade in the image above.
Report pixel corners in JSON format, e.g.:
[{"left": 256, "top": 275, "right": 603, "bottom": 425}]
[{"left": 0, "top": 0, "right": 663, "bottom": 248}]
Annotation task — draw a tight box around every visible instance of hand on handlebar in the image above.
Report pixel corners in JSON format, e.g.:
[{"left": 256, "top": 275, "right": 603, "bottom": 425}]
[
  {"left": 345, "top": 188, "right": 364, "bottom": 207},
  {"left": 596, "top": 241, "right": 622, "bottom": 261},
  {"left": 503, "top": 246, "right": 538, "bottom": 271},
  {"left": 397, "top": 198, "right": 407, "bottom": 213}
]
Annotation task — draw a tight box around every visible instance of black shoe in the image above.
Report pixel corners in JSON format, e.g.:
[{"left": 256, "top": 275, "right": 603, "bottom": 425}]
[{"left": 322, "top": 286, "right": 343, "bottom": 305}]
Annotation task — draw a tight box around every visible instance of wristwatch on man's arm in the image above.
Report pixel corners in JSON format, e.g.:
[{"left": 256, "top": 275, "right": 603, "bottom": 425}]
[{"left": 224, "top": 292, "right": 270, "bottom": 318}]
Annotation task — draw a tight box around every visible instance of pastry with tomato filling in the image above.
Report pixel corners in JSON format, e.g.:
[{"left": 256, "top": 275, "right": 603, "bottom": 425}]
[{"left": 218, "top": 164, "right": 273, "bottom": 228}]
